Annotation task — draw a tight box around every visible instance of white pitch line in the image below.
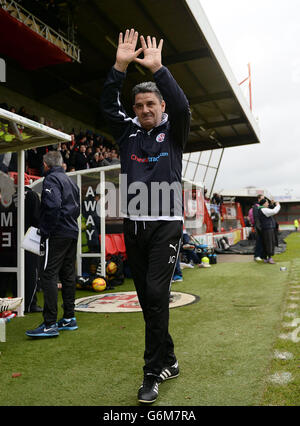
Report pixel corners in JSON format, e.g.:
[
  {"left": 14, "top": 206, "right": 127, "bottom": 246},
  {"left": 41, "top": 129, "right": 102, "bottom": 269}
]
[{"left": 268, "top": 372, "right": 293, "bottom": 385}]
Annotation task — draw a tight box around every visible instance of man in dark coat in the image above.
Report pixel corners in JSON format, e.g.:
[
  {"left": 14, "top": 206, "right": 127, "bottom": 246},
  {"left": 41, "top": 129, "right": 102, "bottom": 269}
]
[{"left": 26, "top": 151, "right": 80, "bottom": 337}]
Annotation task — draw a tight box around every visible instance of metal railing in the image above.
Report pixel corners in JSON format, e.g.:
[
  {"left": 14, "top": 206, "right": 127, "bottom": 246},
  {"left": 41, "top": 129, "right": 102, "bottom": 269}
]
[{"left": 0, "top": 0, "right": 80, "bottom": 62}]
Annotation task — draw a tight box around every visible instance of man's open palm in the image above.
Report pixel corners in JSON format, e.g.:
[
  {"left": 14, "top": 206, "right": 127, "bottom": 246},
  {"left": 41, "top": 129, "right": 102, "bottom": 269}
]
[
  {"left": 114, "top": 29, "right": 163, "bottom": 74},
  {"left": 115, "top": 29, "right": 143, "bottom": 72},
  {"left": 135, "top": 35, "right": 163, "bottom": 74}
]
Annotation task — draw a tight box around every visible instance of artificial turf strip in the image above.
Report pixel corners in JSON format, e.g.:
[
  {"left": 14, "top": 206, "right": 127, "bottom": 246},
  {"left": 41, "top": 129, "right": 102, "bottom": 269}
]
[
  {"left": 0, "top": 234, "right": 298, "bottom": 406},
  {"left": 260, "top": 254, "right": 300, "bottom": 405}
]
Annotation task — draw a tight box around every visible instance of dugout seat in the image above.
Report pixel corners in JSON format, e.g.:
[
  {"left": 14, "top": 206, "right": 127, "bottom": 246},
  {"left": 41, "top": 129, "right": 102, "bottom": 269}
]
[
  {"left": 112, "top": 233, "right": 127, "bottom": 259},
  {"left": 105, "top": 234, "right": 118, "bottom": 257},
  {"left": 27, "top": 168, "right": 41, "bottom": 177}
]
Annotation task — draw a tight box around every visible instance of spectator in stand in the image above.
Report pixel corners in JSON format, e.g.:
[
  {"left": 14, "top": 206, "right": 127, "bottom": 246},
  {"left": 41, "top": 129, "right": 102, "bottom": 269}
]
[
  {"left": 59, "top": 143, "right": 71, "bottom": 170},
  {"left": 78, "top": 134, "right": 87, "bottom": 146},
  {"left": 74, "top": 144, "right": 89, "bottom": 170},
  {"left": 1, "top": 100, "right": 120, "bottom": 172},
  {"left": 89, "top": 152, "right": 101, "bottom": 168},
  {"left": 109, "top": 149, "right": 121, "bottom": 165},
  {"left": 98, "top": 152, "right": 110, "bottom": 167},
  {"left": 103, "top": 151, "right": 110, "bottom": 163},
  {"left": 86, "top": 146, "right": 94, "bottom": 164},
  {"left": 27, "top": 147, "right": 46, "bottom": 176},
  {"left": 257, "top": 198, "right": 281, "bottom": 264},
  {"left": 211, "top": 192, "right": 223, "bottom": 206},
  {"left": 67, "top": 143, "right": 77, "bottom": 169},
  {"left": 95, "top": 135, "right": 104, "bottom": 148},
  {"left": 87, "top": 138, "right": 95, "bottom": 153},
  {"left": 18, "top": 106, "right": 27, "bottom": 117}
]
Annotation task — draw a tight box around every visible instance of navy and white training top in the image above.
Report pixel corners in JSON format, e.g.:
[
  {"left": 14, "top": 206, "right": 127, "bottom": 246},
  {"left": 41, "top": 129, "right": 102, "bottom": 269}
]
[{"left": 101, "top": 65, "right": 190, "bottom": 220}]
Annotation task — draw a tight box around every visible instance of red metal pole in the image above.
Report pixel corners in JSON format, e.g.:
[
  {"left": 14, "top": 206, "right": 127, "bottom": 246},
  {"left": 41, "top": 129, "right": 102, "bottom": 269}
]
[{"left": 248, "top": 63, "right": 252, "bottom": 111}]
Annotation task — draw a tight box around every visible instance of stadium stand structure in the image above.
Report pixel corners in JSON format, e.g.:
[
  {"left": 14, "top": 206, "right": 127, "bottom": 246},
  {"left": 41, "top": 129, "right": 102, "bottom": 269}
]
[{"left": 0, "top": 0, "right": 262, "bottom": 315}]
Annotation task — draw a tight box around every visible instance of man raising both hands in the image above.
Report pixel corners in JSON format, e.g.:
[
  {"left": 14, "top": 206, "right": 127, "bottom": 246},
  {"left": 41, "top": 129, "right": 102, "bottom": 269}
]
[{"left": 101, "top": 29, "right": 190, "bottom": 404}]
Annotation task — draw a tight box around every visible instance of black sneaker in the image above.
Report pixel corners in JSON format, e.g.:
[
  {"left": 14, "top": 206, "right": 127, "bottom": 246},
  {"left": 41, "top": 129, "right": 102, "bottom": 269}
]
[
  {"left": 158, "top": 360, "right": 179, "bottom": 382},
  {"left": 138, "top": 374, "right": 159, "bottom": 404}
]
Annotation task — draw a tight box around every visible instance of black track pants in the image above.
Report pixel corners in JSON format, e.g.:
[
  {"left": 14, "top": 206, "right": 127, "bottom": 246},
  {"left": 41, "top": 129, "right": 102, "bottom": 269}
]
[
  {"left": 124, "top": 219, "right": 182, "bottom": 376},
  {"left": 25, "top": 251, "right": 39, "bottom": 312},
  {"left": 40, "top": 236, "right": 77, "bottom": 326}
]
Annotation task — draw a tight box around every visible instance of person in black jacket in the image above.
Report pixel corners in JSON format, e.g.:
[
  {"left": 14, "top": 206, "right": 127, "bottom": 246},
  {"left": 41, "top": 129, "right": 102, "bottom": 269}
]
[
  {"left": 26, "top": 151, "right": 80, "bottom": 338},
  {"left": 74, "top": 144, "right": 89, "bottom": 170},
  {"left": 24, "top": 186, "right": 43, "bottom": 313},
  {"left": 101, "top": 29, "right": 190, "bottom": 404},
  {"left": 257, "top": 198, "right": 281, "bottom": 264},
  {"left": 251, "top": 194, "right": 264, "bottom": 261}
]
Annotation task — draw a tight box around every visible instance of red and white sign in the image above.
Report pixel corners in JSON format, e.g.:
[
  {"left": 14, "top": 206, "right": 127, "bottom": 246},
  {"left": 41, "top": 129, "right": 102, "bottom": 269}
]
[{"left": 75, "top": 291, "right": 199, "bottom": 313}]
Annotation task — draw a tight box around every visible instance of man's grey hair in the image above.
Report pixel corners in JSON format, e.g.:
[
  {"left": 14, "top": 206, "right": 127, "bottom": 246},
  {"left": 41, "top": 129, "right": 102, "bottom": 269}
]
[
  {"left": 43, "top": 150, "right": 63, "bottom": 168},
  {"left": 132, "top": 81, "right": 163, "bottom": 103}
]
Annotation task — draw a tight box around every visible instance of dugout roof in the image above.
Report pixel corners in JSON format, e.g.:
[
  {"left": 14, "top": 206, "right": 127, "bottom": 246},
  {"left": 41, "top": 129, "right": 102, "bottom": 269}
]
[{"left": 1, "top": 0, "right": 260, "bottom": 153}]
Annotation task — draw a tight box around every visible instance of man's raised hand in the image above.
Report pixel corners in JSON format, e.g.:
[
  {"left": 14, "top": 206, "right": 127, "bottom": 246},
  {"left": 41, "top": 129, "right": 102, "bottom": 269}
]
[
  {"left": 114, "top": 29, "right": 143, "bottom": 72},
  {"left": 135, "top": 35, "right": 163, "bottom": 74}
]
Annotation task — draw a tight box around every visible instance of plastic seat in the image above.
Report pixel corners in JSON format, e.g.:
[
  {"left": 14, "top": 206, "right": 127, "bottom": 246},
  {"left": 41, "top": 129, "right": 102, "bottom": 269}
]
[
  {"left": 105, "top": 234, "right": 118, "bottom": 257},
  {"left": 27, "top": 168, "right": 41, "bottom": 177},
  {"left": 112, "top": 233, "right": 127, "bottom": 259}
]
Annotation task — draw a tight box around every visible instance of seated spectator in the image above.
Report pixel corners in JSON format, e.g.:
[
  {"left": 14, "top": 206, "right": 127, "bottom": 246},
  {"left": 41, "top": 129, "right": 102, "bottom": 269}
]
[{"left": 180, "top": 229, "right": 201, "bottom": 266}]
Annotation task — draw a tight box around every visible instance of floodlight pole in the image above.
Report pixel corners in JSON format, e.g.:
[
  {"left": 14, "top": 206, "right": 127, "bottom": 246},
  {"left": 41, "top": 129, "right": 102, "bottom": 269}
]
[{"left": 17, "top": 149, "right": 25, "bottom": 316}]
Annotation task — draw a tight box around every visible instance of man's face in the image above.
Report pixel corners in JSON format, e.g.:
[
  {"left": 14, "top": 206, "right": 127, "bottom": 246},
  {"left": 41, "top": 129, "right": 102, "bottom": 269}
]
[
  {"left": 43, "top": 161, "right": 49, "bottom": 172},
  {"left": 133, "top": 92, "right": 166, "bottom": 131}
]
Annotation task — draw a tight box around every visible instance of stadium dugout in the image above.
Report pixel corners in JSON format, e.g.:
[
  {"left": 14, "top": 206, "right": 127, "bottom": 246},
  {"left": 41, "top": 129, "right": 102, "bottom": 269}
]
[{"left": 0, "top": 0, "right": 261, "bottom": 316}]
